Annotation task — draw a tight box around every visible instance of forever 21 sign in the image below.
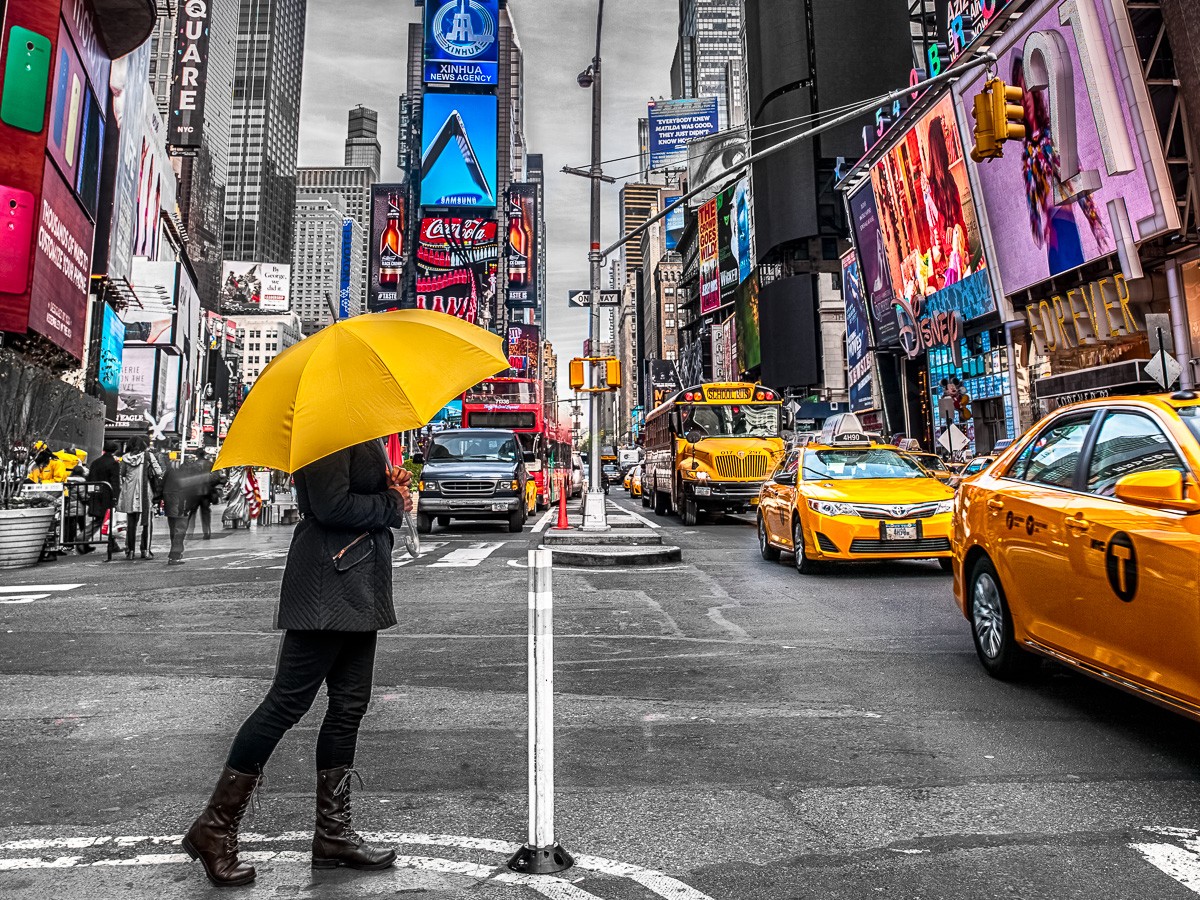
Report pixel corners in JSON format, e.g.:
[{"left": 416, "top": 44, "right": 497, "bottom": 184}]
[{"left": 168, "top": 0, "right": 212, "bottom": 151}]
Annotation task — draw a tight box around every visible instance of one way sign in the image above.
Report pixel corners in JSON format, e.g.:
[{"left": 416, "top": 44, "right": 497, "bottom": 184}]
[{"left": 568, "top": 289, "right": 621, "bottom": 308}]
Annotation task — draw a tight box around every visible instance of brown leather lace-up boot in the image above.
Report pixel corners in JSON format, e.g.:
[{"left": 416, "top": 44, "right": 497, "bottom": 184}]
[
  {"left": 182, "top": 766, "right": 262, "bottom": 886},
  {"left": 312, "top": 767, "right": 396, "bottom": 870}
]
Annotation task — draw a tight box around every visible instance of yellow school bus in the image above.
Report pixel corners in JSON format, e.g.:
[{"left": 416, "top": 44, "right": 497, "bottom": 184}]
[{"left": 643, "top": 382, "right": 786, "bottom": 525}]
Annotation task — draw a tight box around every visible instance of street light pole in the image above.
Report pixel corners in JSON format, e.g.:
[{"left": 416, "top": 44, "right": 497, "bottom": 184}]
[{"left": 583, "top": 0, "right": 607, "bottom": 529}]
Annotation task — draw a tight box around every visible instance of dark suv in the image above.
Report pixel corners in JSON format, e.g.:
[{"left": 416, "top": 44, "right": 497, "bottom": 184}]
[{"left": 414, "top": 428, "right": 530, "bottom": 533}]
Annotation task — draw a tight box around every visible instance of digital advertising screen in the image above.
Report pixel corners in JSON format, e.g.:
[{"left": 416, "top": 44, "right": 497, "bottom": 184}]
[
  {"left": 420, "top": 92, "right": 498, "bottom": 208},
  {"left": 367, "top": 184, "right": 407, "bottom": 312},
  {"left": 648, "top": 97, "right": 719, "bottom": 170},
  {"left": 951, "top": 0, "right": 1176, "bottom": 298},
  {"left": 841, "top": 251, "right": 874, "bottom": 413},
  {"left": 506, "top": 323, "right": 540, "bottom": 374},
  {"left": 698, "top": 197, "right": 720, "bottom": 314},
  {"left": 505, "top": 183, "right": 538, "bottom": 309},
  {"left": 415, "top": 216, "right": 499, "bottom": 324},
  {"left": 423, "top": 0, "right": 499, "bottom": 86}
]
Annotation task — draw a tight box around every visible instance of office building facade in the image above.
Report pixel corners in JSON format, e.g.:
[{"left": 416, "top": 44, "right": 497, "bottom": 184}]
[
  {"left": 344, "top": 105, "right": 382, "bottom": 181},
  {"left": 674, "top": 0, "right": 744, "bottom": 130},
  {"left": 223, "top": 0, "right": 309, "bottom": 266}
]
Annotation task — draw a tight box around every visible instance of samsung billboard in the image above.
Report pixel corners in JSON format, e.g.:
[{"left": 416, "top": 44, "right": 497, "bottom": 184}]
[
  {"left": 420, "top": 93, "right": 498, "bottom": 209},
  {"left": 423, "top": 0, "right": 500, "bottom": 86}
]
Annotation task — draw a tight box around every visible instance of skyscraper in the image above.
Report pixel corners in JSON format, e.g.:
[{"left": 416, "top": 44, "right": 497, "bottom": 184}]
[
  {"left": 296, "top": 165, "right": 373, "bottom": 317},
  {"left": 292, "top": 192, "right": 351, "bottom": 333},
  {"left": 674, "top": 0, "right": 743, "bottom": 130},
  {"left": 223, "top": 0, "right": 308, "bottom": 266},
  {"left": 147, "top": 0, "right": 238, "bottom": 306},
  {"left": 344, "top": 105, "right": 381, "bottom": 181}
]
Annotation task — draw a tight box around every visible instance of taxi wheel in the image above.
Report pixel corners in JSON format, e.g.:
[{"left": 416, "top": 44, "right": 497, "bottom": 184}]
[
  {"left": 758, "top": 514, "right": 780, "bottom": 561},
  {"left": 792, "top": 518, "right": 818, "bottom": 574},
  {"left": 969, "top": 558, "right": 1036, "bottom": 680}
]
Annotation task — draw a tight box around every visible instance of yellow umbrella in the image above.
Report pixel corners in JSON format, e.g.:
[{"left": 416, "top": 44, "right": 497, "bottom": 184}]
[{"left": 214, "top": 309, "right": 509, "bottom": 473}]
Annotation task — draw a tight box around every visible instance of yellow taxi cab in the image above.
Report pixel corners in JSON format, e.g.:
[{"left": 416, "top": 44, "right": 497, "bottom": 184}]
[
  {"left": 623, "top": 470, "right": 633, "bottom": 492},
  {"left": 757, "top": 413, "right": 956, "bottom": 573},
  {"left": 902, "top": 447, "right": 955, "bottom": 484},
  {"left": 630, "top": 465, "right": 643, "bottom": 498},
  {"left": 953, "top": 392, "right": 1200, "bottom": 719}
]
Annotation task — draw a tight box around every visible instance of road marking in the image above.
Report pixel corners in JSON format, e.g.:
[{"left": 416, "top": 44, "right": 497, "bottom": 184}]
[
  {"left": 506, "top": 559, "right": 688, "bottom": 573},
  {"left": 430, "top": 541, "right": 507, "bottom": 567},
  {"left": 1131, "top": 827, "right": 1200, "bottom": 894},
  {"left": 609, "top": 504, "right": 660, "bottom": 529},
  {"left": 393, "top": 541, "right": 447, "bottom": 567},
  {"left": 0, "top": 584, "right": 84, "bottom": 593},
  {"left": 532, "top": 508, "right": 555, "bottom": 532},
  {"left": 0, "top": 831, "right": 715, "bottom": 899},
  {"left": 0, "top": 595, "right": 49, "bottom": 604}
]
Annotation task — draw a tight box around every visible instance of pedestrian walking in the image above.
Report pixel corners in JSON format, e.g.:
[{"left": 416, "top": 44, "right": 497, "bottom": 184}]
[
  {"left": 116, "top": 437, "right": 163, "bottom": 559},
  {"left": 162, "top": 459, "right": 214, "bottom": 566},
  {"left": 82, "top": 442, "right": 121, "bottom": 556},
  {"left": 188, "top": 456, "right": 223, "bottom": 539},
  {"left": 184, "top": 440, "right": 413, "bottom": 887}
]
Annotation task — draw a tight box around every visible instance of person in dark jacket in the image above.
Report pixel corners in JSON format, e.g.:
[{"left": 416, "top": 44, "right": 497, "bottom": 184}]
[
  {"left": 162, "top": 459, "right": 216, "bottom": 565},
  {"left": 184, "top": 440, "right": 412, "bottom": 887},
  {"left": 83, "top": 442, "right": 121, "bottom": 555}
]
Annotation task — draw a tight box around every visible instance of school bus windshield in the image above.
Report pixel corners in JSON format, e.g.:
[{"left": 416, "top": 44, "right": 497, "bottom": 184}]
[{"left": 681, "top": 404, "right": 781, "bottom": 439}]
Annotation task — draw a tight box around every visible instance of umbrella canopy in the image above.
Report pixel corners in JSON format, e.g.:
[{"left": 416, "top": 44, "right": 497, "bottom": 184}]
[{"left": 214, "top": 310, "right": 509, "bottom": 473}]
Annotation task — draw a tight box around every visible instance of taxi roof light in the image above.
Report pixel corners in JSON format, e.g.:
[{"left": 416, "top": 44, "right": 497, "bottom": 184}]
[{"left": 818, "top": 412, "right": 874, "bottom": 447}]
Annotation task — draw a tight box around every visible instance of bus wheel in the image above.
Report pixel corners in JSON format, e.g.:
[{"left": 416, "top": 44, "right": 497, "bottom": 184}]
[
  {"left": 681, "top": 497, "right": 699, "bottom": 527},
  {"left": 641, "top": 489, "right": 651, "bottom": 508},
  {"left": 653, "top": 489, "right": 669, "bottom": 516}
]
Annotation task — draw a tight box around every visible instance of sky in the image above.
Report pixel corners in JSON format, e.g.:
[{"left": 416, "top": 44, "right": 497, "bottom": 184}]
[{"left": 296, "top": 0, "right": 679, "bottom": 409}]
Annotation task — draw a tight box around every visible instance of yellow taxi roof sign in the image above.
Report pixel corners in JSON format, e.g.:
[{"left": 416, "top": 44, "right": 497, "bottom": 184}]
[{"left": 818, "top": 413, "right": 874, "bottom": 446}]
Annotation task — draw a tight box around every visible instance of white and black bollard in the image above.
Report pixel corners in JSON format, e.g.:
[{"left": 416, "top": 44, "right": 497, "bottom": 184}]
[{"left": 507, "top": 548, "right": 575, "bottom": 874}]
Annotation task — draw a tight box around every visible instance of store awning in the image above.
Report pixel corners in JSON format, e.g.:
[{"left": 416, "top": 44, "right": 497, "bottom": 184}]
[{"left": 1033, "top": 359, "right": 1159, "bottom": 405}]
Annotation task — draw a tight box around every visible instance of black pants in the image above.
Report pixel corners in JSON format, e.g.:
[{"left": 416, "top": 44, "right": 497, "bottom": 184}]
[
  {"left": 227, "top": 630, "right": 378, "bottom": 773},
  {"left": 167, "top": 516, "right": 188, "bottom": 561},
  {"left": 188, "top": 502, "right": 212, "bottom": 538},
  {"left": 125, "top": 511, "right": 152, "bottom": 555}
]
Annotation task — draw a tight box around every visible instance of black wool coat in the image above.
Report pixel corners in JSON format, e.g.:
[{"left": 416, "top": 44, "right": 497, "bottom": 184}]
[{"left": 277, "top": 440, "right": 403, "bottom": 632}]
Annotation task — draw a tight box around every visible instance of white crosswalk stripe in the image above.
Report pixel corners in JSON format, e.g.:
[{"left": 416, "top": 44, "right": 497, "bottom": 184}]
[
  {"left": 0, "top": 584, "right": 84, "bottom": 604},
  {"left": 429, "top": 541, "right": 508, "bottom": 567}
]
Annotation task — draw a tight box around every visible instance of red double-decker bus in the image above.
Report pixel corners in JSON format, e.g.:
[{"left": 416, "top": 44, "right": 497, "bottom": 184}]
[{"left": 461, "top": 377, "right": 568, "bottom": 509}]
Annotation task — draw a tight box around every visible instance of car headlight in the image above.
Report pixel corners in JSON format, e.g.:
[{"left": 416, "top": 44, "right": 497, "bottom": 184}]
[
  {"left": 935, "top": 499, "right": 955, "bottom": 514},
  {"left": 419, "top": 480, "right": 435, "bottom": 492},
  {"left": 510, "top": 479, "right": 520, "bottom": 491},
  {"left": 808, "top": 499, "right": 856, "bottom": 517}
]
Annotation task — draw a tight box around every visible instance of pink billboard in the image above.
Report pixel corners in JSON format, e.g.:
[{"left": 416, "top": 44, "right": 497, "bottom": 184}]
[{"left": 952, "top": 0, "right": 1177, "bottom": 298}]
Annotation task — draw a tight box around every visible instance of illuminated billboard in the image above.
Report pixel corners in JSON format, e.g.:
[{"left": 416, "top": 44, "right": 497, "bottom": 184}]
[
  {"left": 219, "top": 261, "right": 291, "bottom": 313},
  {"left": 698, "top": 197, "right": 720, "bottom": 314},
  {"left": 505, "top": 183, "right": 538, "bottom": 309},
  {"left": 367, "top": 184, "right": 407, "bottom": 312},
  {"left": 647, "top": 97, "right": 719, "bottom": 170},
  {"left": 506, "top": 323, "right": 540, "bottom": 374},
  {"left": 415, "top": 216, "right": 499, "bottom": 324},
  {"left": 952, "top": 0, "right": 1177, "bottom": 298},
  {"left": 841, "top": 251, "right": 874, "bottom": 413},
  {"left": 420, "top": 93, "right": 497, "bottom": 208},
  {"left": 168, "top": 0, "right": 212, "bottom": 150},
  {"left": 423, "top": 0, "right": 499, "bottom": 86},
  {"left": 868, "top": 93, "right": 995, "bottom": 360}
]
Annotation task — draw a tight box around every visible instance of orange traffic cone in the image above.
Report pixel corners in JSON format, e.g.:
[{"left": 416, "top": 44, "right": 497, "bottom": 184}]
[{"left": 556, "top": 471, "right": 569, "bottom": 530}]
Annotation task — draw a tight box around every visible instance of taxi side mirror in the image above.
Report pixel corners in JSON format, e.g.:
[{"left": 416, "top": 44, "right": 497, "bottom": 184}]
[
  {"left": 1114, "top": 469, "right": 1200, "bottom": 513},
  {"left": 773, "top": 471, "right": 796, "bottom": 486}
]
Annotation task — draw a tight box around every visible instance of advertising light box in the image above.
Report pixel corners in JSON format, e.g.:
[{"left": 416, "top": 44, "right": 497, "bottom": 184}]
[
  {"left": 648, "top": 97, "right": 719, "bottom": 170},
  {"left": 841, "top": 251, "right": 874, "bottom": 414},
  {"left": 952, "top": 0, "right": 1178, "bottom": 298},
  {"left": 219, "top": 261, "right": 291, "bottom": 313},
  {"left": 424, "top": 0, "right": 499, "bottom": 86},
  {"left": 420, "top": 93, "right": 498, "bottom": 209},
  {"left": 415, "top": 216, "right": 498, "bottom": 324},
  {"left": 867, "top": 93, "right": 995, "bottom": 360}
]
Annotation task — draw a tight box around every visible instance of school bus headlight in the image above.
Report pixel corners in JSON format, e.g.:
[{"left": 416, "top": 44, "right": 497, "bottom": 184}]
[
  {"left": 695, "top": 471, "right": 710, "bottom": 482},
  {"left": 808, "top": 499, "right": 855, "bottom": 517}
]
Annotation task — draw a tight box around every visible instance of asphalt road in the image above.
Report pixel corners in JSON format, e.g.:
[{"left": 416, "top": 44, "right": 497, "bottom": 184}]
[{"left": 1, "top": 495, "right": 1199, "bottom": 899}]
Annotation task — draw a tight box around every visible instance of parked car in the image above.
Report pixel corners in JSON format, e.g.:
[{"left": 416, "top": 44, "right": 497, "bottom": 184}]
[{"left": 570, "top": 452, "right": 584, "bottom": 498}]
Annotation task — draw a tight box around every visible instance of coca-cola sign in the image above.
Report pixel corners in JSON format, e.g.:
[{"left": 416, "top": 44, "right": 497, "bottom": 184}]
[{"left": 419, "top": 217, "right": 497, "bottom": 247}]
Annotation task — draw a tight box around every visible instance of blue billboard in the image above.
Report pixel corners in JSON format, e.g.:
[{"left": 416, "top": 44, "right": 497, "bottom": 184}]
[
  {"left": 648, "top": 97, "right": 719, "bottom": 169},
  {"left": 664, "top": 195, "right": 683, "bottom": 250},
  {"left": 424, "top": 0, "right": 499, "bottom": 86},
  {"left": 339, "top": 217, "right": 354, "bottom": 318},
  {"left": 420, "top": 93, "right": 498, "bottom": 208},
  {"left": 841, "top": 252, "right": 874, "bottom": 414},
  {"left": 98, "top": 304, "right": 125, "bottom": 396}
]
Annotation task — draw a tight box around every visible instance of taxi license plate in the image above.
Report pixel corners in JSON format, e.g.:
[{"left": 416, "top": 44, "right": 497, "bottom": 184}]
[
  {"left": 883, "top": 522, "right": 918, "bottom": 541},
  {"left": 491, "top": 502, "right": 507, "bottom": 512}
]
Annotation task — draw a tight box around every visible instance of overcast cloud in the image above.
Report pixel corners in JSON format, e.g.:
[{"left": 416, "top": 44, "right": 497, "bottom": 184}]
[{"left": 297, "top": 0, "right": 678, "bottom": 406}]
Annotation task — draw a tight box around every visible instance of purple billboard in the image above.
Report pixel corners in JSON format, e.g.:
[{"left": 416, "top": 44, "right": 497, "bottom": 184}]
[{"left": 952, "top": 0, "right": 1177, "bottom": 298}]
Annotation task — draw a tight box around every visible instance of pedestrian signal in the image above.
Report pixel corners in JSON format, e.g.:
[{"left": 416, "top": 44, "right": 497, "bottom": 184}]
[{"left": 990, "top": 78, "right": 1025, "bottom": 145}]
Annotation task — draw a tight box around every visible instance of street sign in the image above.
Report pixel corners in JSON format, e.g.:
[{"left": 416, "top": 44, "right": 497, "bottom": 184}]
[
  {"left": 938, "top": 424, "right": 967, "bottom": 454},
  {"left": 1144, "top": 352, "right": 1182, "bottom": 390},
  {"left": 567, "top": 289, "right": 620, "bottom": 308}
]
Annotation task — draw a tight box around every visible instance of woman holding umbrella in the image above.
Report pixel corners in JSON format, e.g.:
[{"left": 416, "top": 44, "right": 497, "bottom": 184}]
[{"left": 182, "top": 310, "right": 509, "bottom": 888}]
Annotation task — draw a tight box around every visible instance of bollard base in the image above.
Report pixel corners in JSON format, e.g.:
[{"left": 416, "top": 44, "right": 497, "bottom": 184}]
[{"left": 507, "top": 842, "right": 575, "bottom": 875}]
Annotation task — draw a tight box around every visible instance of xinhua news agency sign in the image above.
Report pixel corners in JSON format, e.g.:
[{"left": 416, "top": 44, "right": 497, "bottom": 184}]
[
  {"left": 424, "top": 0, "right": 499, "bottom": 86},
  {"left": 168, "top": 0, "right": 212, "bottom": 151}
]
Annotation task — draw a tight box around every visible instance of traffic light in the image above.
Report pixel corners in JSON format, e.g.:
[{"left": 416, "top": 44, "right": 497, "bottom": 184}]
[
  {"left": 990, "top": 77, "right": 1026, "bottom": 146},
  {"left": 970, "top": 83, "right": 1000, "bottom": 162},
  {"left": 602, "top": 358, "right": 621, "bottom": 389},
  {"left": 569, "top": 359, "right": 585, "bottom": 391}
]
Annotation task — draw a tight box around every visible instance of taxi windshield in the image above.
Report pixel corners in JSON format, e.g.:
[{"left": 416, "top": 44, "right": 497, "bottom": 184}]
[
  {"left": 681, "top": 404, "right": 780, "bottom": 438},
  {"left": 802, "top": 448, "right": 928, "bottom": 480},
  {"left": 913, "top": 454, "right": 949, "bottom": 472}
]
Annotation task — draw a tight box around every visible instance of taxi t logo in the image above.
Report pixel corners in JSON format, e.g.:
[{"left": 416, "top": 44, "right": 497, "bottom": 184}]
[{"left": 1104, "top": 532, "right": 1138, "bottom": 603}]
